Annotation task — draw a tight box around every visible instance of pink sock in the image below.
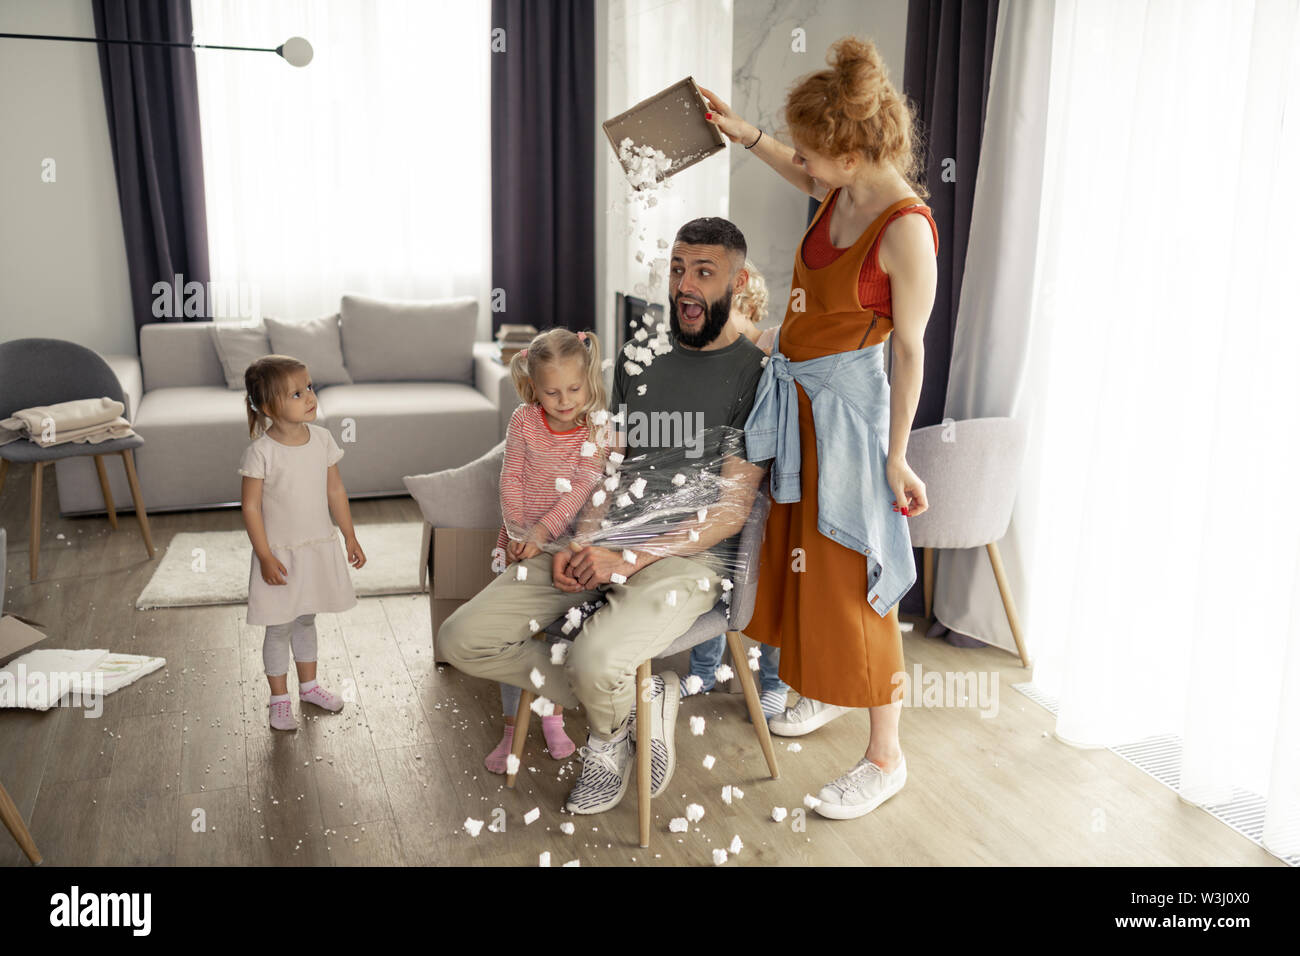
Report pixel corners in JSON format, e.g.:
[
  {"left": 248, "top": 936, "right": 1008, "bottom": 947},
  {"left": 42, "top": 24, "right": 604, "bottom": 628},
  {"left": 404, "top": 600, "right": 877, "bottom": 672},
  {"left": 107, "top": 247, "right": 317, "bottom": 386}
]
[
  {"left": 485, "top": 725, "right": 515, "bottom": 774},
  {"left": 541, "top": 713, "right": 576, "bottom": 760}
]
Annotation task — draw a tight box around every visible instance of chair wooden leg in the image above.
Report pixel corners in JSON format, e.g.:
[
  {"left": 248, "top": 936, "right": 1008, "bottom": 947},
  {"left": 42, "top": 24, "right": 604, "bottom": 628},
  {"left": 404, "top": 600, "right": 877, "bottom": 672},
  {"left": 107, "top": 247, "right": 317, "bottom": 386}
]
[
  {"left": 93, "top": 455, "right": 117, "bottom": 529},
  {"left": 119, "top": 450, "right": 154, "bottom": 559},
  {"left": 28, "top": 462, "right": 44, "bottom": 581},
  {"left": 0, "top": 779, "right": 41, "bottom": 865},
  {"left": 923, "top": 547, "right": 935, "bottom": 622},
  {"left": 507, "top": 688, "right": 534, "bottom": 790},
  {"left": 0, "top": 458, "right": 8, "bottom": 498},
  {"left": 636, "top": 659, "right": 652, "bottom": 849},
  {"left": 986, "top": 541, "right": 1030, "bottom": 668},
  {"left": 726, "top": 631, "right": 779, "bottom": 780}
]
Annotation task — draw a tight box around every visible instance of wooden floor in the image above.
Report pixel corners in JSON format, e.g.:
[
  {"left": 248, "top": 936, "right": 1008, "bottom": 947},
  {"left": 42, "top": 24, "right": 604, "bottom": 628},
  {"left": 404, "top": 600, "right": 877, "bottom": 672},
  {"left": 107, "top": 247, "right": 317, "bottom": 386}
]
[{"left": 0, "top": 462, "right": 1282, "bottom": 867}]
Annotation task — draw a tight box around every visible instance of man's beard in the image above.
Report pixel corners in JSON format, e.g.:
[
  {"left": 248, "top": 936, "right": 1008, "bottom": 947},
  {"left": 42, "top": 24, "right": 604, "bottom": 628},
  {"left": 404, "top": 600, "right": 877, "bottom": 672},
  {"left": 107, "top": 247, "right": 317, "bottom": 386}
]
[{"left": 670, "top": 284, "right": 732, "bottom": 348}]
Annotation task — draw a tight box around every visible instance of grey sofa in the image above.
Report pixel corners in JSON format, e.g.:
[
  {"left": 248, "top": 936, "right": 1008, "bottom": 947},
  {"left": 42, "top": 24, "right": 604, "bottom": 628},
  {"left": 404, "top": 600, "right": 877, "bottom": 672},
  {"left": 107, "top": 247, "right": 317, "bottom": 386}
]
[{"left": 53, "top": 321, "right": 516, "bottom": 515}]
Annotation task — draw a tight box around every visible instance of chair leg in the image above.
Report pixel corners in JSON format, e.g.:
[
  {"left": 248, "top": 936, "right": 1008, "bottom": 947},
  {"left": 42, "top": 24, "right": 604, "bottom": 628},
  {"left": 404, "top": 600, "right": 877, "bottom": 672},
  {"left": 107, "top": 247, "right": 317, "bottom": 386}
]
[
  {"left": 0, "top": 779, "right": 41, "bottom": 865},
  {"left": 726, "top": 631, "right": 779, "bottom": 780},
  {"left": 636, "top": 659, "right": 652, "bottom": 849},
  {"left": 28, "top": 462, "right": 44, "bottom": 581},
  {"left": 985, "top": 541, "right": 1030, "bottom": 668},
  {"left": 923, "top": 547, "right": 935, "bottom": 622},
  {"left": 119, "top": 450, "right": 154, "bottom": 559},
  {"left": 507, "top": 688, "right": 534, "bottom": 790},
  {"left": 93, "top": 455, "right": 117, "bottom": 529},
  {"left": 0, "top": 458, "right": 8, "bottom": 498}
]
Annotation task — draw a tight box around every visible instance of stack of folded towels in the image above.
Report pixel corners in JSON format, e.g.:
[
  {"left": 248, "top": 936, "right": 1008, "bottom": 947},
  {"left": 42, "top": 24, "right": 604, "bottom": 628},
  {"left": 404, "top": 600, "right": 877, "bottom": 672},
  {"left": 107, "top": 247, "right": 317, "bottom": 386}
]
[{"left": 0, "top": 398, "right": 135, "bottom": 448}]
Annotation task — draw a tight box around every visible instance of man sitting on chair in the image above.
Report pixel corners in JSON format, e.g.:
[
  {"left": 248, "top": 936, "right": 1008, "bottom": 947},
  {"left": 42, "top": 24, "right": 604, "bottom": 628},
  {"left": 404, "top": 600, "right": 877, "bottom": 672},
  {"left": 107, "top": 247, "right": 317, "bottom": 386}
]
[{"left": 439, "top": 217, "right": 766, "bottom": 814}]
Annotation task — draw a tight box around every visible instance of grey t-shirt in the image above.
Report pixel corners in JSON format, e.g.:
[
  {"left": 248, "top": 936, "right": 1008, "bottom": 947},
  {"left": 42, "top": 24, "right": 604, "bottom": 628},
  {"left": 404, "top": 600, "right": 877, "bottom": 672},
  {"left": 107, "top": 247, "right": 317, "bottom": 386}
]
[{"left": 604, "top": 332, "right": 765, "bottom": 567}]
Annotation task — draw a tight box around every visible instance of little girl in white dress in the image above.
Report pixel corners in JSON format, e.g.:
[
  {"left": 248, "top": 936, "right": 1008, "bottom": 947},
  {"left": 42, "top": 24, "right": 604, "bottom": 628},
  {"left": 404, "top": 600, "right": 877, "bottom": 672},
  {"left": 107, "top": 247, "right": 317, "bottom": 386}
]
[{"left": 239, "top": 354, "right": 366, "bottom": 731}]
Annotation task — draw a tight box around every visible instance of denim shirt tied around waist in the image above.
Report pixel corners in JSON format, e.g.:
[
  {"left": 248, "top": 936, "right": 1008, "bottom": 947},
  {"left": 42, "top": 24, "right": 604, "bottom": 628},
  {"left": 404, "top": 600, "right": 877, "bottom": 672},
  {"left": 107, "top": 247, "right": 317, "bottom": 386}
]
[{"left": 743, "top": 338, "right": 915, "bottom": 618}]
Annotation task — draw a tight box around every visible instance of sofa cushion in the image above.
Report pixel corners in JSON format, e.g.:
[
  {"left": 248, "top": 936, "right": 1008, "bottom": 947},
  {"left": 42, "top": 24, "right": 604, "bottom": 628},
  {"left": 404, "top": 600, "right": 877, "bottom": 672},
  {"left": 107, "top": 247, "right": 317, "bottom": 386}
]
[
  {"left": 339, "top": 294, "right": 476, "bottom": 384},
  {"left": 403, "top": 440, "right": 505, "bottom": 530},
  {"left": 210, "top": 321, "right": 271, "bottom": 390},
  {"left": 264, "top": 314, "right": 352, "bottom": 387},
  {"left": 140, "top": 323, "right": 227, "bottom": 391},
  {"left": 314, "top": 382, "right": 498, "bottom": 495}
]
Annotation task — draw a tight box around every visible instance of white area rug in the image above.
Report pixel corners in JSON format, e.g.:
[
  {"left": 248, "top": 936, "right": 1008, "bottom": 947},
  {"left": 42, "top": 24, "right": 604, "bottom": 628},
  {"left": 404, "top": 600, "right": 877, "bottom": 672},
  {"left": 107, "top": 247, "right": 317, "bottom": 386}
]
[{"left": 135, "top": 523, "right": 425, "bottom": 610}]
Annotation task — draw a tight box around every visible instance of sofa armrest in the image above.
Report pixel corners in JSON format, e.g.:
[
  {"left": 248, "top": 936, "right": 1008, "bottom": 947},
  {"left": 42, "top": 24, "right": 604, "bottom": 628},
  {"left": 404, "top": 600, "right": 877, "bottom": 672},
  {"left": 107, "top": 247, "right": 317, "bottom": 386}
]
[
  {"left": 100, "top": 354, "right": 143, "bottom": 424},
  {"left": 472, "top": 341, "right": 518, "bottom": 441}
]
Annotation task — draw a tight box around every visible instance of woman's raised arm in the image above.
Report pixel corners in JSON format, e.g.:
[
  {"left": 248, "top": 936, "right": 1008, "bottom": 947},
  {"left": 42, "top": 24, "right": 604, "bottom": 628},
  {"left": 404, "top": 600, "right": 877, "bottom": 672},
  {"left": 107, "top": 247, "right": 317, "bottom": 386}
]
[{"left": 698, "top": 85, "right": 827, "bottom": 201}]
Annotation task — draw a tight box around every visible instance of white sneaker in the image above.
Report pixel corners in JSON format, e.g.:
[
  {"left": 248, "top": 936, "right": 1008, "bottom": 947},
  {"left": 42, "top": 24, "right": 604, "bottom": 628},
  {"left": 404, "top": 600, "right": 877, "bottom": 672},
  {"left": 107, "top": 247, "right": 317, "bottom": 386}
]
[
  {"left": 768, "top": 696, "right": 852, "bottom": 737},
  {"left": 268, "top": 697, "right": 297, "bottom": 732},
  {"left": 564, "top": 732, "right": 633, "bottom": 814},
  {"left": 813, "top": 755, "right": 907, "bottom": 819}
]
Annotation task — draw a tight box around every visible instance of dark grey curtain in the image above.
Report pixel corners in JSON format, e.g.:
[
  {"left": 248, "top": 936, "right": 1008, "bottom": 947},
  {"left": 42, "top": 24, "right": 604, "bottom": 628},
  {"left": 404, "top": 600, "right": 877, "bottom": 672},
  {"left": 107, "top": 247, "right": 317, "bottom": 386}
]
[
  {"left": 900, "top": 0, "right": 999, "bottom": 617},
  {"left": 490, "top": 0, "right": 595, "bottom": 335},
  {"left": 93, "top": 0, "right": 211, "bottom": 346}
]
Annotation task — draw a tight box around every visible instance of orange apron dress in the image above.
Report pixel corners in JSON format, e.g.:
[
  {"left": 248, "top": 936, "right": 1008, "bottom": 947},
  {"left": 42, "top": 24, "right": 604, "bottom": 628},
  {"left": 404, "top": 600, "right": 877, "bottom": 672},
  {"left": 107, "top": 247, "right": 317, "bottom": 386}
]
[{"left": 744, "top": 190, "right": 939, "bottom": 708}]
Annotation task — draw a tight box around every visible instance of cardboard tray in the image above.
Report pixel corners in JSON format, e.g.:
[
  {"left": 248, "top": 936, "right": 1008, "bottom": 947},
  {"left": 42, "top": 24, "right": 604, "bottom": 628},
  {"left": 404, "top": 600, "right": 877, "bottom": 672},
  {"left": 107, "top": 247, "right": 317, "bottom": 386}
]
[{"left": 602, "top": 76, "right": 726, "bottom": 190}]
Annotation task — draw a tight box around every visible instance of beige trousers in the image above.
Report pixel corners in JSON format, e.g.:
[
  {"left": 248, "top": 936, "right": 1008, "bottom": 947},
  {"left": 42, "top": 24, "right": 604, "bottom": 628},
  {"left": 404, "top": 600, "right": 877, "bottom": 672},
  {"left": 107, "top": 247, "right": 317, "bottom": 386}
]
[{"left": 438, "top": 551, "right": 721, "bottom": 737}]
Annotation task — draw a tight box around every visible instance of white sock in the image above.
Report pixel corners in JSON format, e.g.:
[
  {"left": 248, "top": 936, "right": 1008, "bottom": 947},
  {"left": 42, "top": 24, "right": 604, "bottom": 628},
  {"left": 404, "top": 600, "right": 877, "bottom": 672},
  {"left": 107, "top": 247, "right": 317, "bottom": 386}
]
[
  {"left": 299, "top": 679, "right": 318, "bottom": 693},
  {"left": 270, "top": 693, "right": 291, "bottom": 703}
]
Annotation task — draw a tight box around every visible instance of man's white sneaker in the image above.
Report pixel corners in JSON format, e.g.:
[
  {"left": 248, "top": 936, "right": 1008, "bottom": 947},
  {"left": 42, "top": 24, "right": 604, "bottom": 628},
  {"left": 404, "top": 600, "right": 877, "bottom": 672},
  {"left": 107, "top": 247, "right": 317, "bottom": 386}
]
[
  {"left": 628, "top": 671, "right": 680, "bottom": 797},
  {"left": 813, "top": 755, "right": 907, "bottom": 819},
  {"left": 564, "top": 732, "right": 632, "bottom": 814},
  {"left": 768, "top": 696, "right": 852, "bottom": 737}
]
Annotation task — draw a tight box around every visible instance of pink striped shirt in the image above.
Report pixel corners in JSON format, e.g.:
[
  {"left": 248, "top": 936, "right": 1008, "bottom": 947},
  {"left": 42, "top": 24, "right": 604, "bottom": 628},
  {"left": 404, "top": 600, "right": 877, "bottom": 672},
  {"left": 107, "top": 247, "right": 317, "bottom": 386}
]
[{"left": 496, "top": 403, "right": 607, "bottom": 554}]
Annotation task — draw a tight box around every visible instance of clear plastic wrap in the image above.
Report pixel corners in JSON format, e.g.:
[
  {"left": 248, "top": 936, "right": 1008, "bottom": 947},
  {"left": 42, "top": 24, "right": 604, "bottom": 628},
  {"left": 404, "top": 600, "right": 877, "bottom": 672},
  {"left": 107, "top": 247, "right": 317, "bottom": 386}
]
[{"left": 498, "top": 423, "right": 768, "bottom": 608}]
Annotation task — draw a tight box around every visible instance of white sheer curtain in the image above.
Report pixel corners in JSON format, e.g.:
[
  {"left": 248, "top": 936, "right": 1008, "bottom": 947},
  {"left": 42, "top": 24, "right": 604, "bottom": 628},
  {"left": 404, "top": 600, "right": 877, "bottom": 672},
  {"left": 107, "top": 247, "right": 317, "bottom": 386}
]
[
  {"left": 191, "top": 0, "right": 492, "bottom": 336},
  {"left": 938, "top": 0, "right": 1300, "bottom": 861}
]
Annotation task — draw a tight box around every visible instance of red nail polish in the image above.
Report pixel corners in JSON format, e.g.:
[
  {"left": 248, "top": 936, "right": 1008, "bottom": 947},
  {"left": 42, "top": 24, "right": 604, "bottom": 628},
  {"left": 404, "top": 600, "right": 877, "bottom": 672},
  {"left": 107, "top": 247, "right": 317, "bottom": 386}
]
[
  {"left": 705, "top": 112, "right": 713, "bottom": 119},
  {"left": 902, "top": 508, "right": 910, "bottom": 516}
]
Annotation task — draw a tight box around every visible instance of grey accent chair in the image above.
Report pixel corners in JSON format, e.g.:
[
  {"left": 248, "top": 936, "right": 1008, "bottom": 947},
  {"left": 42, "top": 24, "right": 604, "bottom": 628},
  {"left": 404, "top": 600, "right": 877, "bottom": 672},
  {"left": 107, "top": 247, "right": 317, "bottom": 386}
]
[
  {"left": 905, "top": 416, "right": 1030, "bottom": 667},
  {"left": 0, "top": 339, "right": 155, "bottom": 580},
  {"left": 418, "top": 443, "right": 780, "bottom": 849}
]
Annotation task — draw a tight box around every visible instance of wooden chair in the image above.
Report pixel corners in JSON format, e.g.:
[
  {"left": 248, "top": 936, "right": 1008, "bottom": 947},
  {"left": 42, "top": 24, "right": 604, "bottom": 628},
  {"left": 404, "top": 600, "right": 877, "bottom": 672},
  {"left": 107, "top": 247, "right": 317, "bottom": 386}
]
[
  {"left": 507, "top": 481, "right": 780, "bottom": 849},
  {"left": 0, "top": 528, "right": 43, "bottom": 864},
  {"left": 0, "top": 339, "right": 155, "bottom": 580}
]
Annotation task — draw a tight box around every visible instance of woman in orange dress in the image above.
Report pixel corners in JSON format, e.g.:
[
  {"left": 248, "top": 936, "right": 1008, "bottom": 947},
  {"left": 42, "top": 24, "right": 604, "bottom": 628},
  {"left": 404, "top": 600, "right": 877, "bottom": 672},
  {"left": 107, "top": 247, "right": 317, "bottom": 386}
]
[{"left": 701, "top": 36, "right": 937, "bottom": 819}]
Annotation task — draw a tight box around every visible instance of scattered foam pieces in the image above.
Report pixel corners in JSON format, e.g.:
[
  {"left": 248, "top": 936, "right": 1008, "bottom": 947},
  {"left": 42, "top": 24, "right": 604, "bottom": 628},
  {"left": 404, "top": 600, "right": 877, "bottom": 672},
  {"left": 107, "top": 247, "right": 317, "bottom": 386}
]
[
  {"left": 803, "top": 794, "right": 822, "bottom": 810},
  {"left": 729, "top": 835, "right": 744, "bottom": 855},
  {"left": 563, "top": 860, "right": 580, "bottom": 867},
  {"left": 689, "top": 715, "right": 705, "bottom": 736},
  {"left": 617, "top": 493, "right": 632, "bottom": 508},
  {"left": 747, "top": 646, "right": 761, "bottom": 659},
  {"left": 788, "top": 742, "right": 802, "bottom": 752},
  {"left": 610, "top": 572, "right": 627, "bottom": 584},
  {"left": 634, "top": 327, "right": 649, "bottom": 342},
  {"left": 591, "top": 409, "right": 609, "bottom": 426},
  {"left": 550, "top": 642, "right": 570, "bottom": 666},
  {"left": 702, "top": 754, "right": 716, "bottom": 770},
  {"left": 637, "top": 384, "right": 647, "bottom": 396},
  {"left": 685, "top": 803, "right": 705, "bottom": 823},
  {"left": 601, "top": 358, "right": 614, "bottom": 371},
  {"left": 592, "top": 489, "right": 607, "bottom": 507},
  {"left": 721, "top": 785, "right": 733, "bottom": 805},
  {"left": 665, "top": 590, "right": 678, "bottom": 607},
  {"left": 748, "top": 656, "right": 760, "bottom": 671},
  {"left": 630, "top": 476, "right": 647, "bottom": 498},
  {"left": 672, "top": 472, "right": 686, "bottom": 486},
  {"left": 697, "top": 578, "right": 710, "bottom": 590},
  {"left": 539, "top": 851, "right": 551, "bottom": 866},
  {"left": 556, "top": 477, "right": 572, "bottom": 493},
  {"left": 624, "top": 361, "right": 643, "bottom": 376},
  {"left": 609, "top": 451, "right": 625, "bottom": 466},
  {"left": 697, "top": 507, "right": 708, "bottom": 521},
  {"left": 669, "top": 817, "right": 689, "bottom": 833},
  {"left": 560, "top": 821, "right": 575, "bottom": 835},
  {"left": 604, "top": 475, "right": 619, "bottom": 491},
  {"left": 529, "top": 619, "right": 541, "bottom": 632},
  {"left": 715, "top": 664, "right": 734, "bottom": 683},
  {"left": 720, "top": 578, "right": 733, "bottom": 591},
  {"left": 684, "top": 674, "right": 704, "bottom": 695},
  {"left": 566, "top": 606, "right": 583, "bottom": 628},
  {"left": 732, "top": 786, "right": 744, "bottom": 800},
  {"left": 463, "top": 818, "right": 484, "bottom": 837},
  {"left": 515, "top": 565, "right": 528, "bottom": 581},
  {"left": 530, "top": 696, "right": 556, "bottom": 717},
  {"left": 530, "top": 667, "right": 545, "bottom": 689},
  {"left": 688, "top": 529, "right": 700, "bottom": 542},
  {"left": 712, "top": 848, "right": 728, "bottom": 865},
  {"left": 622, "top": 549, "right": 638, "bottom": 565},
  {"left": 524, "top": 807, "right": 540, "bottom": 825},
  {"left": 580, "top": 441, "right": 597, "bottom": 457},
  {"left": 506, "top": 754, "right": 520, "bottom": 776},
  {"left": 771, "top": 807, "right": 788, "bottom": 823}
]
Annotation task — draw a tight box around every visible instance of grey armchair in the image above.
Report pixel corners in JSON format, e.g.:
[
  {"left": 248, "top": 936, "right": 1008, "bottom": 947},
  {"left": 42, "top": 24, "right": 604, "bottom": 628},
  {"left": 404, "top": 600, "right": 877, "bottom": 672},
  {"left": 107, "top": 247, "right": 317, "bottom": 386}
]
[
  {"left": 0, "top": 339, "right": 155, "bottom": 580},
  {"left": 905, "top": 416, "right": 1030, "bottom": 667},
  {"left": 416, "top": 442, "right": 780, "bottom": 849}
]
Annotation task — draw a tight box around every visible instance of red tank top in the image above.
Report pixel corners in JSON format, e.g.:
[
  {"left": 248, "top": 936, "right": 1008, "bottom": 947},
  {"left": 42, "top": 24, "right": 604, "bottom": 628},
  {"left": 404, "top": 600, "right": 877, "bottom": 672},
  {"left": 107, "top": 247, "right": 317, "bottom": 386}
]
[{"left": 802, "top": 188, "right": 939, "bottom": 313}]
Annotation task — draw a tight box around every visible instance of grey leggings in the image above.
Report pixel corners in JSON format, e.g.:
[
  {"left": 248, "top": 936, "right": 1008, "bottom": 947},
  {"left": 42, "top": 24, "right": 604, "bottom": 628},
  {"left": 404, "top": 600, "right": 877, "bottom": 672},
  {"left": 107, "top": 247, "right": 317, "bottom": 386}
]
[{"left": 263, "top": 614, "right": 318, "bottom": 676}]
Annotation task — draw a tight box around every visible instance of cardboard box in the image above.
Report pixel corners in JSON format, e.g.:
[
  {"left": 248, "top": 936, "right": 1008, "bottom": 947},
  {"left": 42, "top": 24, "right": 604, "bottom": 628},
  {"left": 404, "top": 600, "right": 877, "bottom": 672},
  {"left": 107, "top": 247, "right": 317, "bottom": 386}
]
[
  {"left": 602, "top": 76, "right": 726, "bottom": 189},
  {"left": 422, "top": 525, "right": 501, "bottom": 663},
  {"left": 0, "top": 614, "right": 48, "bottom": 667}
]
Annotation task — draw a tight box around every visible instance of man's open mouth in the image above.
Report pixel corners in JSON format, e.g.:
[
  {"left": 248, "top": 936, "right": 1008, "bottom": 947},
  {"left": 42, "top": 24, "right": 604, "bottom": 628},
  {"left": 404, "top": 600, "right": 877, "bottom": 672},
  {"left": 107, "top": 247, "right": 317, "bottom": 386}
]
[{"left": 678, "top": 299, "right": 705, "bottom": 320}]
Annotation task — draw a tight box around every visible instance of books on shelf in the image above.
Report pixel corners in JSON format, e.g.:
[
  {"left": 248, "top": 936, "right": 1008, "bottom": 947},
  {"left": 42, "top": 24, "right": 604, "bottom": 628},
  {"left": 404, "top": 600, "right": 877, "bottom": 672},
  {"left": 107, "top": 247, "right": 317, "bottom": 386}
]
[{"left": 496, "top": 323, "right": 536, "bottom": 364}]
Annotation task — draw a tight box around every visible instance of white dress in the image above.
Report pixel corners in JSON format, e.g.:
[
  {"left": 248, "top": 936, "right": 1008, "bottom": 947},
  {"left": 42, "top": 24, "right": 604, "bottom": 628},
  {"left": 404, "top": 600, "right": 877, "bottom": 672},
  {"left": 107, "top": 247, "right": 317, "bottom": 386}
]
[{"left": 238, "top": 423, "right": 357, "bottom": 626}]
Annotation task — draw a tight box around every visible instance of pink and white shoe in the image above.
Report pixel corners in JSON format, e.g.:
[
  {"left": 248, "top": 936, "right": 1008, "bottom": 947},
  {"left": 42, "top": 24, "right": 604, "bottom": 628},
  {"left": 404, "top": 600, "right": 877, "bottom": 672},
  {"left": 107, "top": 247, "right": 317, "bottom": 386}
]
[
  {"left": 300, "top": 683, "right": 344, "bottom": 713},
  {"left": 269, "top": 697, "right": 298, "bottom": 731}
]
